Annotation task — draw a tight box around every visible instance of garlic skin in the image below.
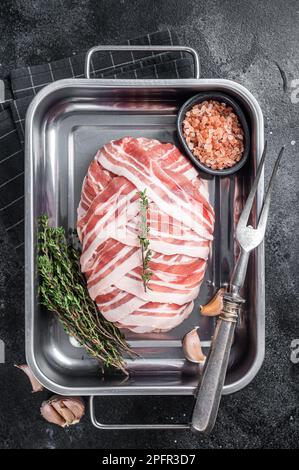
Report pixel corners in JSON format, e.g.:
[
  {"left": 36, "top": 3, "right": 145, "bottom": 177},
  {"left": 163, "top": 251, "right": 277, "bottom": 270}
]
[
  {"left": 15, "top": 364, "right": 44, "bottom": 393},
  {"left": 200, "top": 288, "right": 225, "bottom": 316},
  {"left": 182, "top": 328, "right": 206, "bottom": 364},
  {"left": 40, "top": 395, "right": 85, "bottom": 427}
]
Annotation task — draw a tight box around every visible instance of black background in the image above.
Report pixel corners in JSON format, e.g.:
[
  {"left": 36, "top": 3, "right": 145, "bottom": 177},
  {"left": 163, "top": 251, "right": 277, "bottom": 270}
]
[{"left": 0, "top": 0, "right": 298, "bottom": 449}]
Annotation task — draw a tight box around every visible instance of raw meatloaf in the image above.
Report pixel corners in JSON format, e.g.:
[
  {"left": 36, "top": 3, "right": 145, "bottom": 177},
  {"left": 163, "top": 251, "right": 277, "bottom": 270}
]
[{"left": 77, "top": 137, "right": 214, "bottom": 333}]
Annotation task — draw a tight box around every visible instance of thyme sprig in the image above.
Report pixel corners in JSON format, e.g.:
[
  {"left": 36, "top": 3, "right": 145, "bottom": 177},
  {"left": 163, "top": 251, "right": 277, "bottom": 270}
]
[
  {"left": 37, "top": 215, "right": 136, "bottom": 374},
  {"left": 138, "top": 189, "right": 153, "bottom": 292}
]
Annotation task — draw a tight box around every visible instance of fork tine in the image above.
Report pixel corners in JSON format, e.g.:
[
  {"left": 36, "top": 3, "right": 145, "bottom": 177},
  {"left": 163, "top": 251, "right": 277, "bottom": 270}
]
[
  {"left": 257, "top": 146, "right": 284, "bottom": 233},
  {"left": 237, "top": 141, "right": 268, "bottom": 229}
]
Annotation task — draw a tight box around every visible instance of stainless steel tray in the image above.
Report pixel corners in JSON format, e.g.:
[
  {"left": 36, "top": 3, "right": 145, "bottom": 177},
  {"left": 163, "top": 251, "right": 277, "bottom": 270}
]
[{"left": 25, "top": 46, "right": 264, "bottom": 429}]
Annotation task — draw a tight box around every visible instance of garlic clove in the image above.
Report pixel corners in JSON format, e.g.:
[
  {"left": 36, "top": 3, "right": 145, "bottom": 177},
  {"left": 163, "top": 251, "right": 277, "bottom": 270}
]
[
  {"left": 62, "top": 397, "right": 86, "bottom": 420},
  {"left": 200, "top": 287, "right": 226, "bottom": 316},
  {"left": 182, "top": 328, "right": 206, "bottom": 364},
  {"left": 15, "top": 364, "right": 44, "bottom": 393},
  {"left": 40, "top": 401, "right": 67, "bottom": 427},
  {"left": 52, "top": 400, "right": 76, "bottom": 425},
  {"left": 40, "top": 395, "right": 85, "bottom": 427}
]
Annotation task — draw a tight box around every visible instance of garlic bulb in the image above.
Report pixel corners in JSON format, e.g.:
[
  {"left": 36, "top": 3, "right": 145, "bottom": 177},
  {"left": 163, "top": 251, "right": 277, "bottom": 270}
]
[
  {"left": 200, "top": 288, "right": 225, "bottom": 316},
  {"left": 40, "top": 395, "right": 85, "bottom": 427},
  {"left": 15, "top": 364, "right": 44, "bottom": 393},
  {"left": 182, "top": 328, "right": 206, "bottom": 364}
]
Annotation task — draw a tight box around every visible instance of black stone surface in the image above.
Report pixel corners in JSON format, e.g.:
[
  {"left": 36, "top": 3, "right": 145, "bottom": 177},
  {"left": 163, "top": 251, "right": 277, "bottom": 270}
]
[{"left": 0, "top": 0, "right": 298, "bottom": 449}]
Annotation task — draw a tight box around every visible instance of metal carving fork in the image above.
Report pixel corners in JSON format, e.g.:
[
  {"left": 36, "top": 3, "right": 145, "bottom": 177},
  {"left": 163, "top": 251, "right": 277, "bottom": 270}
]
[{"left": 191, "top": 143, "right": 285, "bottom": 434}]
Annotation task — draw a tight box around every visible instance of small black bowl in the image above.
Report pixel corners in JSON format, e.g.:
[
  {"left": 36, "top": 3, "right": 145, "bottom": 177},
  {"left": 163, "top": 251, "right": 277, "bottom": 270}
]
[{"left": 177, "top": 92, "right": 250, "bottom": 176}]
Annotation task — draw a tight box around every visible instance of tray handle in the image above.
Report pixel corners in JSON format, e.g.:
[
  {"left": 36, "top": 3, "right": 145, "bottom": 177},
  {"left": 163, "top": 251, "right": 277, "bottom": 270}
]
[
  {"left": 85, "top": 45, "right": 200, "bottom": 79},
  {"left": 89, "top": 396, "right": 189, "bottom": 430}
]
